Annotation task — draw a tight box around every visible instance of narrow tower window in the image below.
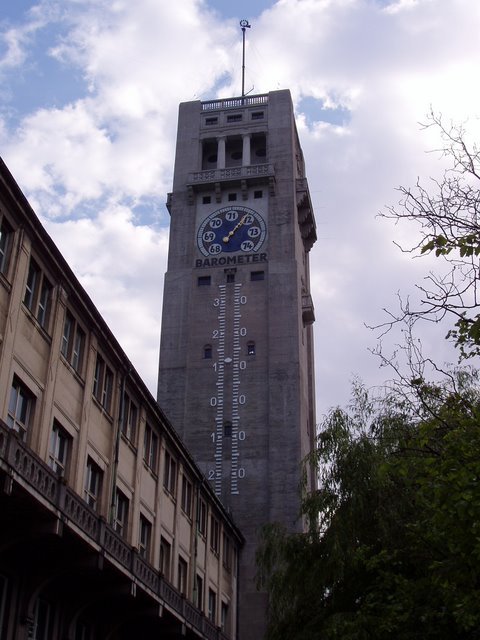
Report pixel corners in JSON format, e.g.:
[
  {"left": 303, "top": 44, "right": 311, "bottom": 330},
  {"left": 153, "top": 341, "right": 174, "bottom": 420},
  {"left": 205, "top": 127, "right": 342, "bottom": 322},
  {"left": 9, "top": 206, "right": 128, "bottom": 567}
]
[{"left": 204, "top": 344, "right": 212, "bottom": 359}]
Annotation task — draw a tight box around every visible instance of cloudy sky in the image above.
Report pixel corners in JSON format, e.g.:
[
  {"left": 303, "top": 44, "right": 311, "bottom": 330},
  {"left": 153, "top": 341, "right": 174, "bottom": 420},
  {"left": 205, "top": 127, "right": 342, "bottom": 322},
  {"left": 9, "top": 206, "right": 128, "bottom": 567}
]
[{"left": 1, "top": 0, "right": 479, "bottom": 416}]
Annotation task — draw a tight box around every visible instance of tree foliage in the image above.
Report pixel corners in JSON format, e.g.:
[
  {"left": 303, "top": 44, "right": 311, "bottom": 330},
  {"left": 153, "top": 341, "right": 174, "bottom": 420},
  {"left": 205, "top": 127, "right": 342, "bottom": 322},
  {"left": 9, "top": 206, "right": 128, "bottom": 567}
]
[
  {"left": 257, "top": 374, "right": 480, "bottom": 640},
  {"left": 379, "top": 111, "right": 480, "bottom": 359}
]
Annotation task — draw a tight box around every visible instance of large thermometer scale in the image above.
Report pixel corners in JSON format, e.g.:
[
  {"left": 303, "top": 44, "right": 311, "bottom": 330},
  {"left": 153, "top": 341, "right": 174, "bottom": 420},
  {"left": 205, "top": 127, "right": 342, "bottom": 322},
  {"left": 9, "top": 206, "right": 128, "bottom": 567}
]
[{"left": 209, "top": 282, "right": 248, "bottom": 497}]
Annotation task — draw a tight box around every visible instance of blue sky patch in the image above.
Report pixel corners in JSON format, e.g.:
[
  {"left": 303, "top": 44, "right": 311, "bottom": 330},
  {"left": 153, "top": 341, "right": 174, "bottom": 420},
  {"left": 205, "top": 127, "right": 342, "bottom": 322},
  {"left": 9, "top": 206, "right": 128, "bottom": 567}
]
[{"left": 298, "top": 95, "right": 351, "bottom": 128}]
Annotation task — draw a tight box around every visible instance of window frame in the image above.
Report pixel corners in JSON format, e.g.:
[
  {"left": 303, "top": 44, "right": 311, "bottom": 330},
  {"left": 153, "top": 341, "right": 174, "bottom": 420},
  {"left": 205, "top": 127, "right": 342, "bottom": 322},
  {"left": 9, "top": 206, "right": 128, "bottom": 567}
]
[
  {"left": 0, "top": 216, "right": 13, "bottom": 277},
  {"left": 222, "top": 532, "right": 232, "bottom": 571},
  {"left": 160, "top": 536, "right": 171, "bottom": 580},
  {"left": 177, "top": 556, "right": 188, "bottom": 596},
  {"left": 143, "top": 424, "right": 159, "bottom": 471},
  {"left": 163, "top": 449, "right": 177, "bottom": 496},
  {"left": 23, "top": 257, "right": 53, "bottom": 331},
  {"left": 32, "top": 597, "right": 52, "bottom": 640},
  {"left": 0, "top": 574, "right": 9, "bottom": 639},
  {"left": 48, "top": 420, "right": 71, "bottom": 476},
  {"left": 84, "top": 457, "right": 103, "bottom": 511},
  {"left": 210, "top": 515, "right": 220, "bottom": 554},
  {"left": 7, "top": 376, "right": 35, "bottom": 441},
  {"left": 195, "top": 574, "right": 204, "bottom": 611},
  {"left": 181, "top": 474, "right": 193, "bottom": 518},
  {"left": 61, "top": 311, "right": 85, "bottom": 375},
  {"left": 93, "top": 354, "right": 114, "bottom": 413},
  {"left": 208, "top": 588, "right": 217, "bottom": 623},
  {"left": 197, "top": 499, "right": 207, "bottom": 536},
  {"left": 121, "top": 392, "right": 138, "bottom": 444},
  {"left": 114, "top": 488, "right": 129, "bottom": 538},
  {"left": 138, "top": 514, "right": 152, "bottom": 560}
]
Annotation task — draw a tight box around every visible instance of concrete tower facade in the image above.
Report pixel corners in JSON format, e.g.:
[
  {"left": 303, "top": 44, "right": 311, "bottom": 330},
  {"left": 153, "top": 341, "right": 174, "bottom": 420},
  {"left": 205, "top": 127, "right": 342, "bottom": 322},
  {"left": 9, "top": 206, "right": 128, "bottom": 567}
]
[{"left": 158, "top": 90, "right": 317, "bottom": 638}]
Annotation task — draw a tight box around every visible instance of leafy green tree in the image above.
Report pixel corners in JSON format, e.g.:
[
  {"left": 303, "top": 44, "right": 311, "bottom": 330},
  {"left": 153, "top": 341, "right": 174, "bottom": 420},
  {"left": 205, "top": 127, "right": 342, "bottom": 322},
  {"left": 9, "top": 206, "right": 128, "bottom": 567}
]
[{"left": 257, "top": 374, "right": 480, "bottom": 639}]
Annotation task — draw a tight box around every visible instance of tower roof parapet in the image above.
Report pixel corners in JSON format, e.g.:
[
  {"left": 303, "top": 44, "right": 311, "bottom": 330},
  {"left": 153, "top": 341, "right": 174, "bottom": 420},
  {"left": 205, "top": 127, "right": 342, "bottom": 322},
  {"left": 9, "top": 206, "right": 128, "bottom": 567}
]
[{"left": 201, "top": 94, "right": 269, "bottom": 111}]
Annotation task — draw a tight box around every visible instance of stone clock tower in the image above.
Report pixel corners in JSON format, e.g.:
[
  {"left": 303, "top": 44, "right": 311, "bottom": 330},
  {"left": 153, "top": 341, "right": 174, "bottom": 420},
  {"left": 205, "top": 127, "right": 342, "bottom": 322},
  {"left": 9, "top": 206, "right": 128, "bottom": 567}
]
[{"left": 158, "top": 90, "right": 317, "bottom": 638}]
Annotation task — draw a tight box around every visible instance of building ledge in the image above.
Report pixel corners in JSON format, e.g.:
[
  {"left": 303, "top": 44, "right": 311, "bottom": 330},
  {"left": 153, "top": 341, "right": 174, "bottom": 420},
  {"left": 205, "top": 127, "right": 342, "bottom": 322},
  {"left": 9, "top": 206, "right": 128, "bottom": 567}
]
[
  {"left": 296, "top": 178, "right": 317, "bottom": 252},
  {"left": 302, "top": 293, "right": 315, "bottom": 325}
]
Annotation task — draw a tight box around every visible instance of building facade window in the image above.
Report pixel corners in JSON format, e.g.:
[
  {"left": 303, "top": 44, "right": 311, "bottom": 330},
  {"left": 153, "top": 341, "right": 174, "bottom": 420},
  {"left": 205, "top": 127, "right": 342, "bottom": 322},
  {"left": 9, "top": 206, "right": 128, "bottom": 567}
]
[
  {"left": 138, "top": 514, "right": 152, "bottom": 559},
  {"left": 84, "top": 457, "right": 103, "bottom": 511},
  {"left": 7, "top": 377, "right": 34, "bottom": 440},
  {"left": 74, "top": 620, "right": 94, "bottom": 640},
  {"left": 0, "top": 574, "right": 8, "bottom": 639},
  {"left": 114, "top": 489, "right": 129, "bottom": 538},
  {"left": 23, "top": 257, "right": 53, "bottom": 330},
  {"left": 160, "top": 537, "right": 171, "bottom": 580},
  {"left": 181, "top": 475, "right": 193, "bottom": 518},
  {"left": 61, "top": 312, "right": 85, "bottom": 374},
  {"left": 203, "top": 344, "right": 212, "bottom": 359},
  {"left": 0, "top": 217, "right": 13, "bottom": 276},
  {"left": 198, "top": 499, "right": 207, "bottom": 536},
  {"left": 210, "top": 515, "right": 220, "bottom": 554},
  {"left": 208, "top": 589, "right": 216, "bottom": 623},
  {"left": 221, "top": 601, "right": 229, "bottom": 633},
  {"left": 32, "top": 597, "right": 51, "bottom": 640},
  {"left": 163, "top": 450, "right": 177, "bottom": 496},
  {"left": 196, "top": 574, "right": 204, "bottom": 611},
  {"left": 223, "top": 532, "right": 232, "bottom": 571},
  {"left": 121, "top": 392, "right": 138, "bottom": 443},
  {"left": 143, "top": 424, "right": 159, "bottom": 471},
  {"left": 177, "top": 557, "right": 188, "bottom": 596},
  {"left": 93, "top": 354, "right": 113, "bottom": 412},
  {"left": 48, "top": 420, "right": 71, "bottom": 476}
]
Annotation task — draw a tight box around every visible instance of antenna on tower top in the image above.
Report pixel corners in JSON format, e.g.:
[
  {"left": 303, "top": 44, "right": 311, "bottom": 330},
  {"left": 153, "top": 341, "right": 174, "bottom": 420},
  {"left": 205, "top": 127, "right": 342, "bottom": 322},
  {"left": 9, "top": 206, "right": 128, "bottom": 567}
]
[{"left": 240, "top": 19, "right": 251, "bottom": 98}]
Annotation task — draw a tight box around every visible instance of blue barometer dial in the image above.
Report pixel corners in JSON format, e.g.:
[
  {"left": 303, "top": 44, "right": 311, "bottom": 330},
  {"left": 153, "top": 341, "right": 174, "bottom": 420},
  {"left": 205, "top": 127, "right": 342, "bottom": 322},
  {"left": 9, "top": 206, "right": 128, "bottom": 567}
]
[{"left": 197, "top": 206, "right": 266, "bottom": 257}]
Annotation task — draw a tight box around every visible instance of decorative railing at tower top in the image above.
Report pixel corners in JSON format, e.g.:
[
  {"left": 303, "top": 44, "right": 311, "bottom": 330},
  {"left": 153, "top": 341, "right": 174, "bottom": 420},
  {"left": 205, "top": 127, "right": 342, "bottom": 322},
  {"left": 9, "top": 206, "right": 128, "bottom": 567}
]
[{"left": 201, "top": 94, "right": 268, "bottom": 111}]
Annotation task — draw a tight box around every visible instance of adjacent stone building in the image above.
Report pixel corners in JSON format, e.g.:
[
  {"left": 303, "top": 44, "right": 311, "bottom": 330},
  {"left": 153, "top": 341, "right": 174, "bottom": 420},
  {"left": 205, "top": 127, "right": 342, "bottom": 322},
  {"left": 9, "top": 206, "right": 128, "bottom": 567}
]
[{"left": 0, "top": 159, "right": 242, "bottom": 640}]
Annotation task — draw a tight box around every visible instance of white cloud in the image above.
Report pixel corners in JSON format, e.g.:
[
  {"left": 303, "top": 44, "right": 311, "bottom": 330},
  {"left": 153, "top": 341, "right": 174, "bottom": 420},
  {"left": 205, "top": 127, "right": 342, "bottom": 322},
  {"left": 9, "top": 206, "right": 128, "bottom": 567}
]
[
  {"left": 1, "top": 0, "right": 479, "bottom": 415},
  {"left": 43, "top": 204, "right": 169, "bottom": 392}
]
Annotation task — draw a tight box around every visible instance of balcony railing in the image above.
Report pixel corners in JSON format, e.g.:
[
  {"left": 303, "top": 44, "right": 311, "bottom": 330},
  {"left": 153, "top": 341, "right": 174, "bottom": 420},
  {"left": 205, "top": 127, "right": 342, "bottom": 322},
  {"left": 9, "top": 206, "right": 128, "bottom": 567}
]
[
  {"left": 189, "top": 163, "right": 274, "bottom": 185},
  {"left": 0, "top": 421, "right": 229, "bottom": 640},
  {"left": 201, "top": 94, "right": 268, "bottom": 111}
]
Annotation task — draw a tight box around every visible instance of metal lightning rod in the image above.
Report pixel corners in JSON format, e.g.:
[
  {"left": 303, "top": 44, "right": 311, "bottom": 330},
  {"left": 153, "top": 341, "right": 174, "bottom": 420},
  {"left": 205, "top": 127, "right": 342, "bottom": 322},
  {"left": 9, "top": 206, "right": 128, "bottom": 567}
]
[{"left": 240, "top": 19, "right": 251, "bottom": 98}]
